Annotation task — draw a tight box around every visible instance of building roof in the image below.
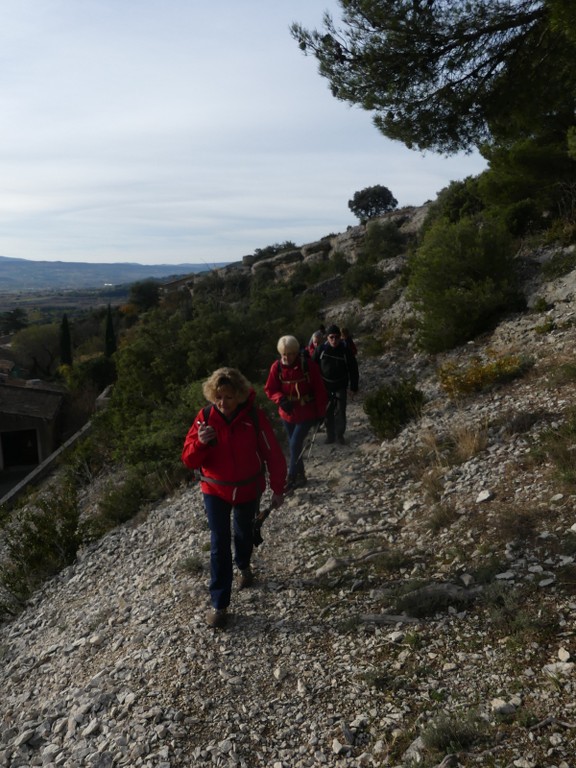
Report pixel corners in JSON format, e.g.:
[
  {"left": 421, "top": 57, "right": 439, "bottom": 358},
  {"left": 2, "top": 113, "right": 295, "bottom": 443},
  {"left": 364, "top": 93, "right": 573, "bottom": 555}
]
[{"left": 0, "top": 384, "right": 64, "bottom": 421}]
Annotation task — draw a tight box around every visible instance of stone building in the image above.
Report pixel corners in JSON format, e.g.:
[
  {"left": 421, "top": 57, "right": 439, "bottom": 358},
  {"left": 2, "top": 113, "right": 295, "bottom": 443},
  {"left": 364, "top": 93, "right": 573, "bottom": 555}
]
[{"left": 0, "top": 382, "right": 65, "bottom": 471}]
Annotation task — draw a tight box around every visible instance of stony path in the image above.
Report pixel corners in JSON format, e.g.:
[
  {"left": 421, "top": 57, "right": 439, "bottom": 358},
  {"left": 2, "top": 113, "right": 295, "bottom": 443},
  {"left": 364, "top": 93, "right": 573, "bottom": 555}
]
[{"left": 1, "top": 329, "right": 576, "bottom": 766}]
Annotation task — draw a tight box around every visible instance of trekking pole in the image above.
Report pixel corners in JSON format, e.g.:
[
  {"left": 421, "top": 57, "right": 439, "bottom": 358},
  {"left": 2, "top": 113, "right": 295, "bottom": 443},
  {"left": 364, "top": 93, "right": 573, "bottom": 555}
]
[
  {"left": 290, "top": 421, "right": 321, "bottom": 474},
  {"left": 306, "top": 419, "right": 322, "bottom": 461}
]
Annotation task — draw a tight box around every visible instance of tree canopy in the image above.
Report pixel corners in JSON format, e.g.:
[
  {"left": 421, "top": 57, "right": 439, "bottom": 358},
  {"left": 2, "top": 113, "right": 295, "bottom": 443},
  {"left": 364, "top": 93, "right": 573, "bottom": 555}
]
[
  {"left": 348, "top": 184, "right": 398, "bottom": 220},
  {"left": 0, "top": 308, "right": 28, "bottom": 334},
  {"left": 291, "top": 1, "right": 576, "bottom": 154}
]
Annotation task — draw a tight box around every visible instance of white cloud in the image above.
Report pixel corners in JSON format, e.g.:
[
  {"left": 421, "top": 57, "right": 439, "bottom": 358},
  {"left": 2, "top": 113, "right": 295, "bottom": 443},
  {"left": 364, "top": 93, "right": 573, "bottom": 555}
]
[{"left": 0, "top": 0, "right": 487, "bottom": 264}]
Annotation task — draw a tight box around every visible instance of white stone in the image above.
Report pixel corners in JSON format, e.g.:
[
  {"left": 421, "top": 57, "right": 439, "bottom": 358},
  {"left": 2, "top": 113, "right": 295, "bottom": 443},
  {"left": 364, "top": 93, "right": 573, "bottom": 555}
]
[{"left": 558, "top": 647, "right": 571, "bottom": 662}]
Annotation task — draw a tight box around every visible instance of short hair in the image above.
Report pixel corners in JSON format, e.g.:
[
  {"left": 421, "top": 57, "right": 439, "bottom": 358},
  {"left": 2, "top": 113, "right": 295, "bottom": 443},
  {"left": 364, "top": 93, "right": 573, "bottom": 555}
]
[
  {"left": 277, "top": 335, "right": 300, "bottom": 354},
  {"left": 202, "top": 367, "right": 251, "bottom": 403}
]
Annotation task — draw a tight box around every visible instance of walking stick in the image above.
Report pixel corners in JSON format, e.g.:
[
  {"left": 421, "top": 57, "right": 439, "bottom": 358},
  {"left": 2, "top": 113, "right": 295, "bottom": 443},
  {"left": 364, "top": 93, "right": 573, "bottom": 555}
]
[{"left": 306, "top": 419, "right": 322, "bottom": 461}]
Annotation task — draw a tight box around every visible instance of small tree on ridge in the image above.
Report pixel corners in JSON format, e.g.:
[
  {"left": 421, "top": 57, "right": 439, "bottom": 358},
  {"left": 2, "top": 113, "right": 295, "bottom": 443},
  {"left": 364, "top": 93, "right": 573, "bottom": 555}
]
[{"left": 348, "top": 185, "right": 398, "bottom": 222}]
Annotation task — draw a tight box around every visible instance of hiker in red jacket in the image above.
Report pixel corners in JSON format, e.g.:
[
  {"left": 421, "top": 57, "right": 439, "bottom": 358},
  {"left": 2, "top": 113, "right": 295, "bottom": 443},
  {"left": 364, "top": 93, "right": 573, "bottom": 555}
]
[
  {"left": 265, "top": 335, "right": 328, "bottom": 494},
  {"left": 182, "top": 367, "right": 286, "bottom": 629}
]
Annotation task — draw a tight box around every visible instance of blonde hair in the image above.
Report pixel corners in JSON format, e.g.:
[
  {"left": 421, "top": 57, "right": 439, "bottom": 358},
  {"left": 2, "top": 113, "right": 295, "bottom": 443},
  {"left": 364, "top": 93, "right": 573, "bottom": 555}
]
[
  {"left": 277, "top": 335, "right": 300, "bottom": 354},
  {"left": 202, "top": 367, "right": 251, "bottom": 403}
]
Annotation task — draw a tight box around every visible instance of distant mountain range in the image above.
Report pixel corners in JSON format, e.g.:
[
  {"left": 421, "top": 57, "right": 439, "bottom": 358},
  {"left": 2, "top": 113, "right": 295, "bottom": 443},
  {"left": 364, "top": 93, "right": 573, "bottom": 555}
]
[{"left": 0, "top": 255, "right": 230, "bottom": 291}]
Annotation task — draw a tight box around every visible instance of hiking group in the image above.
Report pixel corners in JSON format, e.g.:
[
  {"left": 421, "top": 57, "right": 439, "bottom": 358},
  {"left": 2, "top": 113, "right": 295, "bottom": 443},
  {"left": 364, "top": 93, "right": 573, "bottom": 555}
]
[{"left": 181, "top": 324, "right": 359, "bottom": 628}]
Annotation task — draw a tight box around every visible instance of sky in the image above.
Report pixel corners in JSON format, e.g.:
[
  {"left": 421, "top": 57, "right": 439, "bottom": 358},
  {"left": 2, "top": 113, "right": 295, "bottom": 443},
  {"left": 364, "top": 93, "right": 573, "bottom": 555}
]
[{"left": 0, "top": 1, "right": 487, "bottom": 266}]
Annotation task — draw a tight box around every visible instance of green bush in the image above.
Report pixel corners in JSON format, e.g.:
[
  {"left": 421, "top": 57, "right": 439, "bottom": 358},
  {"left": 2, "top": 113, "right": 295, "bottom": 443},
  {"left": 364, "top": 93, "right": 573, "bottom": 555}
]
[
  {"left": 363, "top": 379, "right": 425, "bottom": 439},
  {"left": 423, "top": 176, "right": 484, "bottom": 228},
  {"left": 342, "top": 264, "right": 385, "bottom": 302},
  {"left": 359, "top": 220, "right": 406, "bottom": 265},
  {"left": 0, "top": 482, "right": 82, "bottom": 616},
  {"left": 503, "top": 198, "right": 542, "bottom": 236},
  {"left": 408, "top": 216, "right": 520, "bottom": 353},
  {"left": 330, "top": 251, "right": 351, "bottom": 274}
]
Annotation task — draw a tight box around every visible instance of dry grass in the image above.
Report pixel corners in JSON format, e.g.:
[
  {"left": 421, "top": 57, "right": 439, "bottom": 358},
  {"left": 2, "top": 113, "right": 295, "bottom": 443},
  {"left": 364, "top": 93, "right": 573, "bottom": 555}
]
[
  {"left": 449, "top": 421, "right": 488, "bottom": 462},
  {"left": 426, "top": 503, "right": 459, "bottom": 533},
  {"left": 420, "top": 466, "right": 445, "bottom": 502}
]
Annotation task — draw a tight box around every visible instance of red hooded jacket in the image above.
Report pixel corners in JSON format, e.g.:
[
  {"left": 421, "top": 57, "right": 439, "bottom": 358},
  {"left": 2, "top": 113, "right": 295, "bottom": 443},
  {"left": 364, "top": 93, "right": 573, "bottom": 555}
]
[
  {"left": 181, "top": 390, "right": 286, "bottom": 503},
  {"left": 264, "top": 353, "right": 328, "bottom": 424}
]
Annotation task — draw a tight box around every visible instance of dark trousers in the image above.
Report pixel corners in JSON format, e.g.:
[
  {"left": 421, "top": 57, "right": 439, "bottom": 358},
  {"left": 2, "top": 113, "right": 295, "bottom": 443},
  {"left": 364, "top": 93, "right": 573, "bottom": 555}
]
[
  {"left": 326, "top": 388, "right": 348, "bottom": 439},
  {"left": 203, "top": 493, "right": 259, "bottom": 610},
  {"left": 283, "top": 418, "right": 315, "bottom": 479}
]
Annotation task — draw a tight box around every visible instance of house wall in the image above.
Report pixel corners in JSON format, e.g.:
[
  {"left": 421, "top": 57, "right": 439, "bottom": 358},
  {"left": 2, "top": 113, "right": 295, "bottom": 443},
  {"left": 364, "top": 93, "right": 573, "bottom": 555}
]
[{"left": 0, "top": 411, "right": 58, "bottom": 470}]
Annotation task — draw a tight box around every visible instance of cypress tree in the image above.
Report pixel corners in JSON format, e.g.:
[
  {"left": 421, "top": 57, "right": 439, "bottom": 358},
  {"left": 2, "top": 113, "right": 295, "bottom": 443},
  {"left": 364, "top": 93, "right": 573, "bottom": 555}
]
[
  {"left": 60, "top": 313, "right": 73, "bottom": 367},
  {"left": 105, "top": 304, "right": 117, "bottom": 357}
]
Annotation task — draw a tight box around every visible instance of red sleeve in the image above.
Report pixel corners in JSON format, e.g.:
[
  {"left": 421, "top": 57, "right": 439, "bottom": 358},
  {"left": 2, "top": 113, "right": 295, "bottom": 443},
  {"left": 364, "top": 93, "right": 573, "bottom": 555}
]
[
  {"left": 181, "top": 408, "right": 211, "bottom": 470},
  {"left": 257, "top": 408, "right": 287, "bottom": 495}
]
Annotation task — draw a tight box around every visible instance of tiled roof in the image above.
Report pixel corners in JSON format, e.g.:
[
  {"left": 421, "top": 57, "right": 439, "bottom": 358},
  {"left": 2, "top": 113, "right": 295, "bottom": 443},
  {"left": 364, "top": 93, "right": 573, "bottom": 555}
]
[{"left": 0, "top": 385, "right": 64, "bottom": 420}]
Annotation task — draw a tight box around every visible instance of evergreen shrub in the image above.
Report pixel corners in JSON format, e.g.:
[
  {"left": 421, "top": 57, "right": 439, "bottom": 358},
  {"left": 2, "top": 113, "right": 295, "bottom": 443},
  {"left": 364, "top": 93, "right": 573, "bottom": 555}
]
[
  {"left": 0, "top": 483, "right": 82, "bottom": 616},
  {"left": 359, "top": 220, "right": 406, "bottom": 264},
  {"left": 363, "top": 379, "right": 425, "bottom": 439},
  {"left": 408, "top": 216, "right": 519, "bottom": 352},
  {"left": 342, "top": 264, "right": 385, "bottom": 303}
]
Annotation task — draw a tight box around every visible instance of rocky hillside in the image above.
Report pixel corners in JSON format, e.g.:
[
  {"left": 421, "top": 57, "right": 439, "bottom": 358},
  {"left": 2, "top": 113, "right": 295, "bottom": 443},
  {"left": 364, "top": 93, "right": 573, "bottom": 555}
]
[{"left": 1, "top": 234, "right": 576, "bottom": 767}]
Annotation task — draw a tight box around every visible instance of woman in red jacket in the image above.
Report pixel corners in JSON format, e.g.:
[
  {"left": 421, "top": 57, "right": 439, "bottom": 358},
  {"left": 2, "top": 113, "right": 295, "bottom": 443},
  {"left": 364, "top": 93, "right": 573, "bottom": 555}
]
[
  {"left": 182, "top": 367, "right": 286, "bottom": 629},
  {"left": 265, "top": 335, "right": 328, "bottom": 494}
]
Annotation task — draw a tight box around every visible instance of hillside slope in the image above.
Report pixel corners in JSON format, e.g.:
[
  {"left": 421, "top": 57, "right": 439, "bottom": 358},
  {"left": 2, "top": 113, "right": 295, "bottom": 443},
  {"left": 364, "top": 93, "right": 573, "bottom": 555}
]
[{"left": 1, "top": 247, "right": 576, "bottom": 766}]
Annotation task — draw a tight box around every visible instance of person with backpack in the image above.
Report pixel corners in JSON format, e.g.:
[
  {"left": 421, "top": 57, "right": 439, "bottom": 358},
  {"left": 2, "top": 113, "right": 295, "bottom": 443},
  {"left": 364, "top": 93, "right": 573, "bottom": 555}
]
[
  {"left": 313, "top": 324, "right": 359, "bottom": 445},
  {"left": 265, "top": 335, "right": 328, "bottom": 494},
  {"left": 307, "top": 329, "right": 325, "bottom": 358},
  {"left": 341, "top": 327, "right": 358, "bottom": 356},
  {"left": 181, "top": 367, "right": 286, "bottom": 629}
]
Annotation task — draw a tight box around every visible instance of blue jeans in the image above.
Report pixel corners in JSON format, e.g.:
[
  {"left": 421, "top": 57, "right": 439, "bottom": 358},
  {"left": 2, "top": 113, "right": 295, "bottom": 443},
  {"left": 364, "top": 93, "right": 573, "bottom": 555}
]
[
  {"left": 283, "top": 418, "right": 315, "bottom": 480},
  {"left": 203, "top": 494, "right": 259, "bottom": 610}
]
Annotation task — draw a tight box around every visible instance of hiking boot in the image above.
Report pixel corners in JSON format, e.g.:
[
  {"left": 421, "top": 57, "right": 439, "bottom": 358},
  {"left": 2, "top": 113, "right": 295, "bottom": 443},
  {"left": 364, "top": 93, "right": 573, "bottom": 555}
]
[
  {"left": 238, "top": 567, "right": 254, "bottom": 589},
  {"left": 205, "top": 608, "right": 228, "bottom": 629},
  {"left": 325, "top": 436, "right": 335, "bottom": 444},
  {"left": 295, "top": 470, "right": 307, "bottom": 488},
  {"left": 337, "top": 435, "right": 346, "bottom": 445},
  {"left": 284, "top": 477, "right": 297, "bottom": 495}
]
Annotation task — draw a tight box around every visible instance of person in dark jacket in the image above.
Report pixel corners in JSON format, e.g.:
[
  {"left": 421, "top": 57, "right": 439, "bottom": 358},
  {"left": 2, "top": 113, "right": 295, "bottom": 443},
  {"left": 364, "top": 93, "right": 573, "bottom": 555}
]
[
  {"left": 313, "top": 324, "right": 359, "bottom": 445},
  {"left": 182, "top": 367, "right": 286, "bottom": 629},
  {"left": 265, "top": 335, "right": 328, "bottom": 494},
  {"left": 341, "top": 327, "right": 358, "bottom": 356}
]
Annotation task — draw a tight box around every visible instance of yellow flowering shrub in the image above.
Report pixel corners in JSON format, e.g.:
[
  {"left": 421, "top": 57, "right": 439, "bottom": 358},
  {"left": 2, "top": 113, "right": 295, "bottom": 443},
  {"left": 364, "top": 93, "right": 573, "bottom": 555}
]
[{"left": 438, "top": 351, "right": 532, "bottom": 398}]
